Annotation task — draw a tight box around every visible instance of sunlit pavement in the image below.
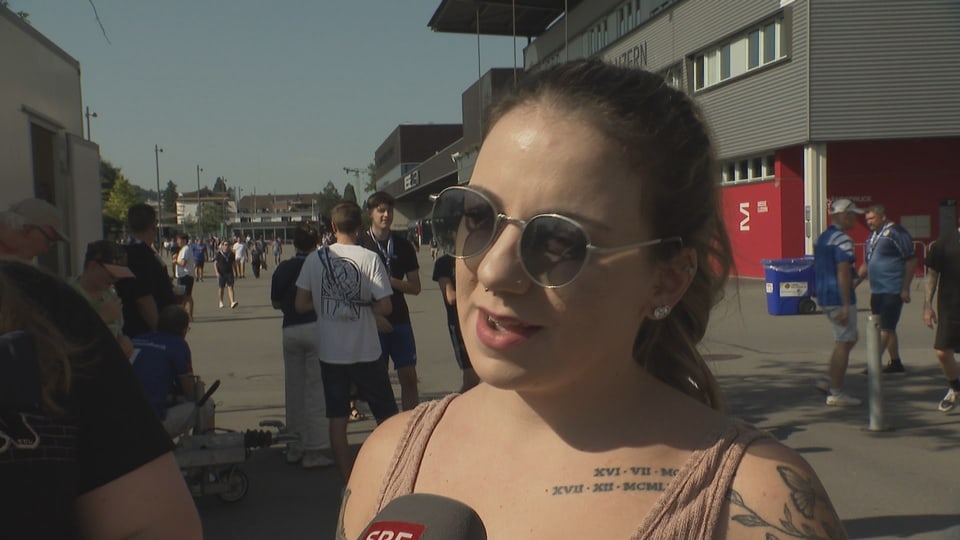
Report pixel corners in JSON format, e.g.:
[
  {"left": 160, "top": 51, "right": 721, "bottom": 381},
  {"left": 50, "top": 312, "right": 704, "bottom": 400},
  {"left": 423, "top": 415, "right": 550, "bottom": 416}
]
[{"left": 187, "top": 251, "right": 960, "bottom": 539}]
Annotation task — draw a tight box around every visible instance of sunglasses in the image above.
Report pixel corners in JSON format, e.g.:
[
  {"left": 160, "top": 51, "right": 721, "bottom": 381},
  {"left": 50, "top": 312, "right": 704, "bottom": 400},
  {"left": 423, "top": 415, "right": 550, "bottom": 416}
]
[{"left": 430, "top": 186, "right": 681, "bottom": 288}]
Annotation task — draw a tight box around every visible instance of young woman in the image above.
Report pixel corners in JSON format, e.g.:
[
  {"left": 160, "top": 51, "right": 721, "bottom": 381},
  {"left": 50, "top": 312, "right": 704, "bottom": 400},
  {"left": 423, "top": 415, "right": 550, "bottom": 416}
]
[{"left": 339, "top": 60, "right": 846, "bottom": 539}]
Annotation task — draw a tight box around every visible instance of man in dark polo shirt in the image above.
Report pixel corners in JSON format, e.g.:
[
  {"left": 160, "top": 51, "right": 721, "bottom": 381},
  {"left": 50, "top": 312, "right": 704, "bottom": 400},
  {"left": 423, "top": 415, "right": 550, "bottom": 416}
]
[{"left": 115, "top": 203, "right": 176, "bottom": 337}]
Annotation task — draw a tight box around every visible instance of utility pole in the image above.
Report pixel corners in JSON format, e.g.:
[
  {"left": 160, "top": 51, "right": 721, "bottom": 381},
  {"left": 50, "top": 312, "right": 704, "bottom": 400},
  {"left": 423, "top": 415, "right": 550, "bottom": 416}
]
[
  {"left": 85, "top": 106, "right": 98, "bottom": 140},
  {"left": 196, "top": 165, "right": 203, "bottom": 237},
  {"left": 155, "top": 144, "right": 163, "bottom": 247}
]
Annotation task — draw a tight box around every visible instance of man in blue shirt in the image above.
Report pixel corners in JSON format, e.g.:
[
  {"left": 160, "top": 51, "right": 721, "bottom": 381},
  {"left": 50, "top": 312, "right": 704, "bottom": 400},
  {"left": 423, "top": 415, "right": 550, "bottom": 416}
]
[
  {"left": 191, "top": 238, "right": 207, "bottom": 282},
  {"left": 858, "top": 204, "right": 917, "bottom": 373},
  {"left": 813, "top": 198, "right": 863, "bottom": 406},
  {"left": 130, "top": 305, "right": 214, "bottom": 436}
]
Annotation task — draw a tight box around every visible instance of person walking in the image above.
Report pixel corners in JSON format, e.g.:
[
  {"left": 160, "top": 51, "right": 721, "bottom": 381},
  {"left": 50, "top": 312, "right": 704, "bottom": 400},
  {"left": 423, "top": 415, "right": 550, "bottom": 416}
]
[
  {"left": 857, "top": 204, "right": 917, "bottom": 373},
  {"left": 360, "top": 191, "right": 422, "bottom": 411},
  {"left": 271, "top": 222, "right": 333, "bottom": 468},
  {"left": 214, "top": 240, "right": 238, "bottom": 309},
  {"left": 273, "top": 236, "right": 283, "bottom": 265},
  {"left": 192, "top": 237, "right": 207, "bottom": 282},
  {"left": 813, "top": 198, "right": 864, "bottom": 406},
  {"left": 250, "top": 239, "right": 263, "bottom": 279},
  {"left": 923, "top": 220, "right": 960, "bottom": 412},
  {"left": 294, "top": 202, "right": 397, "bottom": 482},
  {"left": 173, "top": 232, "right": 196, "bottom": 321},
  {"left": 234, "top": 237, "right": 248, "bottom": 279}
]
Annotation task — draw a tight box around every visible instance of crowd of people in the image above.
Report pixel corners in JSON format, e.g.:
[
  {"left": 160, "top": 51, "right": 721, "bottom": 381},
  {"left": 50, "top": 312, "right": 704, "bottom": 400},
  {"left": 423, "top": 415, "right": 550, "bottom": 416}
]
[
  {"left": 813, "top": 199, "right": 960, "bottom": 413},
  {"left": 3, "top": 60, "right": 960, "bottom": 538}
]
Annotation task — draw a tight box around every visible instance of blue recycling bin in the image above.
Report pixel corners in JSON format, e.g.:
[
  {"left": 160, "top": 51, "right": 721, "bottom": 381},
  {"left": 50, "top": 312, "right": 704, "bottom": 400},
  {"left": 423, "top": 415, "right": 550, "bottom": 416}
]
[{"left": 761, "top": 257, "right": 817, "bottom": 315}]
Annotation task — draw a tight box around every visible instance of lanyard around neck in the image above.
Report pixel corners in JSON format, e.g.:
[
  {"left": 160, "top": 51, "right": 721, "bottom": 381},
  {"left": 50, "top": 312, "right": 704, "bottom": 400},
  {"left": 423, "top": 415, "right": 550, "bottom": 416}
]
[
  {"left": 367, "top": 229, "right": 393, "bottom": 270},
  {"left": 867, "top": 221, "right": 893, "bottom": 260}
]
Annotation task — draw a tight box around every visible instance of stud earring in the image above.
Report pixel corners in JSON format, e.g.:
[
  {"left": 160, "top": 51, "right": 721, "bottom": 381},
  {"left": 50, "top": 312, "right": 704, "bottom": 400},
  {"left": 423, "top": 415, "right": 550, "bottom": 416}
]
[
  {"left": 653, "top": 305, "right": 672, "bottom": 319},
  {"left": 484, "top": 287, "right": 490, "bottom": 292}
]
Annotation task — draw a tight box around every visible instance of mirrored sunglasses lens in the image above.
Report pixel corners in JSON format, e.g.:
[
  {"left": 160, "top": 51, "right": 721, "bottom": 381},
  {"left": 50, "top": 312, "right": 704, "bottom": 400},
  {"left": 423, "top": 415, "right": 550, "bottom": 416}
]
[
  {"left": 520, "top": 216, "right": 588, "bottom": 287},
  {"left": 432, "top": 190, "right": 496, "bottom": 258}
]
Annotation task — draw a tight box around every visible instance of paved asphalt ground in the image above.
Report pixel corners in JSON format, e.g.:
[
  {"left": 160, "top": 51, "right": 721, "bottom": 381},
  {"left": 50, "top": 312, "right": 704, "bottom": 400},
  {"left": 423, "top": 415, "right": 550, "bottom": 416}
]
[{"left": 182, "top": 249, "right": 959, "bottom": 539}]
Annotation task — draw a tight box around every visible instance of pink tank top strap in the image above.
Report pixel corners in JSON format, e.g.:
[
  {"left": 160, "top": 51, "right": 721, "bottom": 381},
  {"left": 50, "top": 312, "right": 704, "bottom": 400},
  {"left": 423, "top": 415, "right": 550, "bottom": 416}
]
[
  {"left": 631, "top": 421, "right": 772, "bottom": 539},
  {"left": 375, "top": 393, "right": 459, "bottom": 511}
]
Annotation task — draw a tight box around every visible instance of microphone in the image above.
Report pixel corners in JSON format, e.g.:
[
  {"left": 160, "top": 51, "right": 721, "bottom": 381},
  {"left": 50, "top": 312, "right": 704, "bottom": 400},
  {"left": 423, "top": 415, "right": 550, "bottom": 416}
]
[{"left": 358, "top": 493, "right": 487, "bottom": 540}]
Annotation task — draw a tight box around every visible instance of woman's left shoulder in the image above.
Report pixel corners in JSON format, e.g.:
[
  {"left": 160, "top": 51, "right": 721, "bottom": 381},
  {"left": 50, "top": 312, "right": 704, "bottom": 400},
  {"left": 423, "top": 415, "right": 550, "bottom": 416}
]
[{"left": 718, "top": 437, "right": 848, "bottom": 539}]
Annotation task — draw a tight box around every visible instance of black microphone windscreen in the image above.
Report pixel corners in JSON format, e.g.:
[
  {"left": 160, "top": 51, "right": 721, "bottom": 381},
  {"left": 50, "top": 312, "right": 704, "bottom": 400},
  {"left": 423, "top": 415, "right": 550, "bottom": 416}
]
[{"left": 358, "top": 493, "right": 487, "bottom": 540}]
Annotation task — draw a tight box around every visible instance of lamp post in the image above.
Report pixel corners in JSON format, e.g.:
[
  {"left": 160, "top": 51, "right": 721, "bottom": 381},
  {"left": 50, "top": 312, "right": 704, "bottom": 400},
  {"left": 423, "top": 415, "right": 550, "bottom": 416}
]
[
  {"left": 154, "top": 144, "right": 163, "bottom": 247},
  {"left": 237, "top": 187, "right": 244, "bottom": 239},
  {"left": 196, "top": 165, "right": 203, "bottom": 237},
  {"left": 85, "top": 106, "right": 98, "bottom": 140}
]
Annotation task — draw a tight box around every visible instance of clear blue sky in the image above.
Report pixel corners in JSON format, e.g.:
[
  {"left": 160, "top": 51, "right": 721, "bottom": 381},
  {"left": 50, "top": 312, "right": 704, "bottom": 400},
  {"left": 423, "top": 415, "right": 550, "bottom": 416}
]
[{"left": 17, "top": 0, "right": 523, "bottom": 197}]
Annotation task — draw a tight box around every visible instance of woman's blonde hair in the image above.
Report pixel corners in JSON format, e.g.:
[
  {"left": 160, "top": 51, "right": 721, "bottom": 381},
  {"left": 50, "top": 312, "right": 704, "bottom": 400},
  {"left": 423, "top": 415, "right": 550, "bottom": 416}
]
[{"left": 0, "top": 266, "right": 72, "bottom": 412}]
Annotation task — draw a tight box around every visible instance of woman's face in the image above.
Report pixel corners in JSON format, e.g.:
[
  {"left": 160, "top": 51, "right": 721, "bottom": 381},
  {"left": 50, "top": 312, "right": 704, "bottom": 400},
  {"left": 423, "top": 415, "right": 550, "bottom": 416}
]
[{"left": 456, "top": 103, "right": 661, "bottom": 394}]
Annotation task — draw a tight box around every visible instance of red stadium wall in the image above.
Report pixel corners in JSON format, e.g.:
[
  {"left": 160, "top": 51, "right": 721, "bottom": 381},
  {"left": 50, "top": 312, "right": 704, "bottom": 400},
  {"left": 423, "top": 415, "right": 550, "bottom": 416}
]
[
  {"left": 720, "top": 139, "right": 959, "bottom": 278},
  {"left": 720, "top": 173, "right": 803, "bottom": 278}
]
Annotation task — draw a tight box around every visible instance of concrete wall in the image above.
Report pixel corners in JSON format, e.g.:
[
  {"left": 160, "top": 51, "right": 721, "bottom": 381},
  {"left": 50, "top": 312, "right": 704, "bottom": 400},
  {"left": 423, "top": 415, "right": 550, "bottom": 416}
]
[{"left": 1, "top": 6, "right": 101, "bottom": 275}]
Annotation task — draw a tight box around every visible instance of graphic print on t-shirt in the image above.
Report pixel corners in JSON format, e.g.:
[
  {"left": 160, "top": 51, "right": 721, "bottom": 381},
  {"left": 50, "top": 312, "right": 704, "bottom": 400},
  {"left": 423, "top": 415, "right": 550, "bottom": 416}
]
[{"left": 321, "top": 255, "right": 363, "bottom": 321}]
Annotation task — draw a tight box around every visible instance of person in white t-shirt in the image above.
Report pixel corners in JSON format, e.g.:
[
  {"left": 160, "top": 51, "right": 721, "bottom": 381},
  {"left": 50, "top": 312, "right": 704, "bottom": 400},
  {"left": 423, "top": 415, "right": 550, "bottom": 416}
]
[
  {"left": 233, "top": 238, "right": 248, "bottom": 279},
  {"left": 295, "top": 202, "right": 398, "bottom": 482},
  {"left": 174, "top": 232, "right": 196, "bottom": 320}
]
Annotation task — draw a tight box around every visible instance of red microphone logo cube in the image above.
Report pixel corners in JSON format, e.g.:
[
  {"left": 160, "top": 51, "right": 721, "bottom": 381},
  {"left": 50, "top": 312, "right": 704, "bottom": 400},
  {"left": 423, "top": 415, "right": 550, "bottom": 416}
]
[{"left": 362, "top": 521, "right": 426, "bottom": 540}]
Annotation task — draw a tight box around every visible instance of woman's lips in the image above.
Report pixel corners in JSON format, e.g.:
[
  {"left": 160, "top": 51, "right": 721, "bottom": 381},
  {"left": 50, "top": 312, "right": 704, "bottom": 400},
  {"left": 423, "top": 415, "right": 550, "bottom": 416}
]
[{"left": 475, "top": 309, "right": 542, "bottom": 350}]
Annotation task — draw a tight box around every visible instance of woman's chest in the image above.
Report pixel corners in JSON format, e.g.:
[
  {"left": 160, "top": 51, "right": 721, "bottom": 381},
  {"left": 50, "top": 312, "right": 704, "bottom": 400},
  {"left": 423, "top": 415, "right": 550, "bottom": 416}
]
[{"left": 413, "top": 440, "right": 693, "bottom": 538}]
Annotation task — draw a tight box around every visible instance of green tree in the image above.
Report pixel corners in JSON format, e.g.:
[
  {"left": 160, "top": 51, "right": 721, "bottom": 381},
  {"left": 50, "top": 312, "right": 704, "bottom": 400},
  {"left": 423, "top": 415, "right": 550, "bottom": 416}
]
[
  {"left": 213, "top": 176, "right": 228, "bottom": 192},
  {"left": 100, "top": 159, "right": 121, "bottom": 202},
  {"left": 162, "top": 181, "right": 178, "bottom": 215},
  {"left": 343, "top": 183, "right": 358, "bottom": 204},
  {"left": 364, "top": 162, "right": 378, "bottom": 193},
  {"left": 103, "top": 174, "right": 142, "bottom": 223},
  {"left": 198, "top": 202, "right": 226, "bottom": 236},
  {"left": 316, "top": 181, "right": 342, "bottom": 221}
]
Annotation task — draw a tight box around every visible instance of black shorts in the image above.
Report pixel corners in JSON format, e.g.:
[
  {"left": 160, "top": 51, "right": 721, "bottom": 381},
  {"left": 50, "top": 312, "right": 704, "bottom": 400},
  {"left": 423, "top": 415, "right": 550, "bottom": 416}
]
[
  {"left": 320, "top": 360, "right": 398, "bottom": 422},
  {"left": 935, "top": 311, "right": 960, "bottom": 351},
  {"left": 177, "top": 275, "right": 195, "bottom": 296},
  {"left": 870, "top": 293, "right": 904, "bottom": 331},
  {"left": 218, "top": 274, "right": 235, "bottom": 288},
  {"left": 194, "top": 259, "right": 205, "bottom": 269}
]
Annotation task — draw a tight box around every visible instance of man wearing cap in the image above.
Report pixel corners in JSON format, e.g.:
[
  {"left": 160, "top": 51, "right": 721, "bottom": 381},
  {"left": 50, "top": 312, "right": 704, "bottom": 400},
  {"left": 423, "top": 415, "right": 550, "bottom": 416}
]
[
  {"left": 115, "top": 204, "right": 177, "bottom": 337},
  {"left": 71, "top": 240, "right": 136, "bottom": 356},
  {"left": 857, "top": 204, "right": 918, "bottom": 373},
  {"left": 813, "top": 198, "right": 864, "bottom": 406},
  {"left": 0, "top": 197, "right": 68, "bottom": 262}
]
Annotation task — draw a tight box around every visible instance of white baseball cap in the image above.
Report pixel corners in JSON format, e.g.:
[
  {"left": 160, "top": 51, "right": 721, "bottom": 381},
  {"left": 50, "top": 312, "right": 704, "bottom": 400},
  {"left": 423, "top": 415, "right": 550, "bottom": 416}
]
[{"left": 829, "top": 198, "right": 864, "bottom": 215}]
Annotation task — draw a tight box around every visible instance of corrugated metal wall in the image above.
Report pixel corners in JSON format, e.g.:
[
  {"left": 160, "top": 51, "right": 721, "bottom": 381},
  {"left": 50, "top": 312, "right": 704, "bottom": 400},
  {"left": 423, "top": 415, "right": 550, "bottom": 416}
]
[
  {"left": 809, "top": 0, "right": 960, "bottom": 140},
  {"left": 599, "top": 0, "right": 810, "bottom": 159}
]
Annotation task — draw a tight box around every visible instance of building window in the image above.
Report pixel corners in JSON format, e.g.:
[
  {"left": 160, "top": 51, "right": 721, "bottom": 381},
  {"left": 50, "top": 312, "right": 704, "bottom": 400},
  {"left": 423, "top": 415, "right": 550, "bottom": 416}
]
[
  {"left": 720, "top": 154, "right": 776, "bottom": 185},
  {"left": 693, "top": 16, "right": 786, "bottom": 91}
]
